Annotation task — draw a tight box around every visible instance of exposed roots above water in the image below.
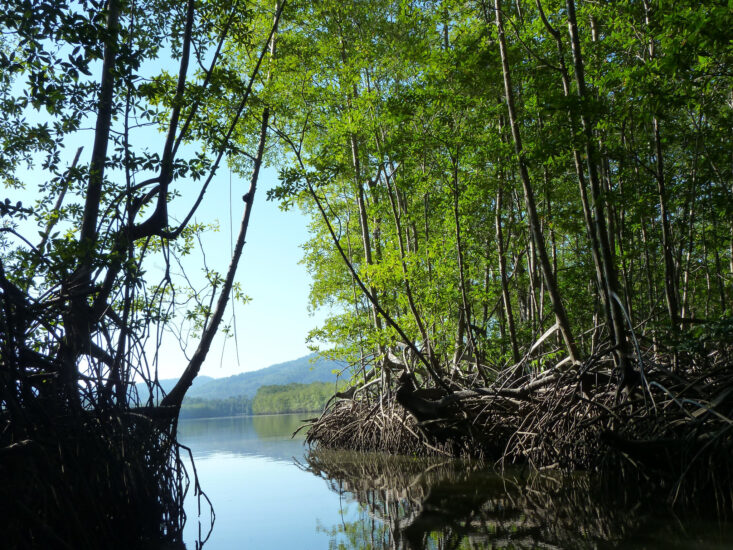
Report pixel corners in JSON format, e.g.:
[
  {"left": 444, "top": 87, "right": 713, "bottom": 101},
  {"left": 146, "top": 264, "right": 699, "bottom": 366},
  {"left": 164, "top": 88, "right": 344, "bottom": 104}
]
[
  {"left": 0, "top": 406, "right": 198, "bottom": 549},
  {"left": 305, "top": 342, "right": 733, "bottom": 511},
  {"left": 306, "top": 398, "right": 453, "bottom": 457}
]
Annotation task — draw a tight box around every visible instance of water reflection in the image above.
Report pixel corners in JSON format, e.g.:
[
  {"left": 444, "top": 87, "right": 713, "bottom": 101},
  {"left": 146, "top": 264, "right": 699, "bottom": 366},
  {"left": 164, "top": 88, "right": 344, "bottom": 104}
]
[
  {"left": 179, "top": 415, "right": 357, "bottom": 549},
  {"left": 178, "top": 414, "right": 306, "bottom": 461},
  {"left": 301, "top": 448, "right": 733, "bottom": 550},
  {"left": 178, "top": 416, "right": 733, "bottom": 549}
]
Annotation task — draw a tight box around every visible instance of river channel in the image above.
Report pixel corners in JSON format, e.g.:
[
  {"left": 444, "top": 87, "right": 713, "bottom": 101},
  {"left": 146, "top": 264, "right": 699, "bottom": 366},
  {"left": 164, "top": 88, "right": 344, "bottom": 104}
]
[{"left": 178, "top": 414, "right": 733, "bottom": 549}]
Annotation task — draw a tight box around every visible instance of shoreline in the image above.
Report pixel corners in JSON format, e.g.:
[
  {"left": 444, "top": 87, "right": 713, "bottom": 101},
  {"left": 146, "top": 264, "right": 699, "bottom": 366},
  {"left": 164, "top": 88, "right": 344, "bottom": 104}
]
[{"left": 179, "top": 410, "right": 321, "bottom": 422}]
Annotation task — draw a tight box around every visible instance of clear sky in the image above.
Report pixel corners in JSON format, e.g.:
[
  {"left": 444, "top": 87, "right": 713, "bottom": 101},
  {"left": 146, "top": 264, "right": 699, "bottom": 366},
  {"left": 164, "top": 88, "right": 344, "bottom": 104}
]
[{"left": 153, "top": 164, "right": 326, "bottom": 380}]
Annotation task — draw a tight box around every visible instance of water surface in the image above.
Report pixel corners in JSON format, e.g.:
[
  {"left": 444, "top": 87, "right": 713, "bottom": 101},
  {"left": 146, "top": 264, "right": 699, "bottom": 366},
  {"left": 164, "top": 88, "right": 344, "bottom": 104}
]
[
  {"left": 179, "top": 414, "right": 358, "bottom": 549},
  {"left": 179, "top": 414, "right": 733, "bottom": 549}
]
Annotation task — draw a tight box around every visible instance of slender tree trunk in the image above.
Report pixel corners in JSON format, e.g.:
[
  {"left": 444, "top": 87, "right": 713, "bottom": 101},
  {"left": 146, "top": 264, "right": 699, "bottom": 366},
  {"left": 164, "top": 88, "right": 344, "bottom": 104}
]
[
  {"left": 681, "top": 167, "right": 698, "bottom": 320},
  {"left": 713, "top": 240, "right": 727, "bottom": 313},
  {"left": 338, "top": 30, "right": 383, "bottom": 335},
  {"left": 162, "top": 0, "right": 284, "bottom": 411},
  {"left": 542, "top": 164, "right": 557, "bottom": 278},
  {"left": 58, "top": 0, "right": 122, "bottom": 404},
  {"left": 652, "top": 118, "right": 679, "bottom": 327},
  {"left": 164, "top": 120, "right": 271, "bottom": 411},
  {"left": 640, "top": 0, "right": 678, "bottom": 328},
  {"left": 527, "top": 239, "right": 539, "bottom": 333},
  {"left": 563, "top": 0, "right": 637, "bottom": 388},
  {"left": 482, "top": 248, "right": 491, "bottom": 329},
  {"left": 351, "top": 136, "right": 383, "bottom": 333},
  {"left": 496, "top": 178, "right": 520, "bottom": 363},
  {"left": 729, "top": 222, "right": 733, "bottom": 283},
  {"left": 535, "top": 0, "right": 610, "bottom": 349},
  {"left": 383, "top": 162, "right": 436, "bottom": 369},
  {"left": 80, "top": 0, "right": 122, "bottom": 248},
  {"left": 639, "top": 216, "right": 659, "bottom": 354},
  {"left": 451, "top": 157, "right": 478, "bottom": 367},
  {"left": 494, "top": 0, "right": 579, "bottom": 363}
]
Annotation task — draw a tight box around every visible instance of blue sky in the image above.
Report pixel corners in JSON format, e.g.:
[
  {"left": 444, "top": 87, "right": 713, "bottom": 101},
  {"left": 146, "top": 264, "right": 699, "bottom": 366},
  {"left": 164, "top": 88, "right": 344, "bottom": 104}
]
[
  {"left": 7, "top": 144, "right": 325, "bottom": 381},
  {"left": 152, "top": 164, "right": 327, "bottom": 380}
]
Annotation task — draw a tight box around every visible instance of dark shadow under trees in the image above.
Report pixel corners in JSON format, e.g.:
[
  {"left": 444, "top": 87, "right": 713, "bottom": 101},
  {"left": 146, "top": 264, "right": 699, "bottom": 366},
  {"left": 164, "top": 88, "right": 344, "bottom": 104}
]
[{"left": 0, "top": 0, "right": 284, "bottom": 546}]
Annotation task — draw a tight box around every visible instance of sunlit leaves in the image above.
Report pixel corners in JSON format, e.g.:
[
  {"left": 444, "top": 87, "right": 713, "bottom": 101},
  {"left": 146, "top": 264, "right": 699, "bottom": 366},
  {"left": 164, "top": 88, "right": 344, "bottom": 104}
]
[{"left": 259, "top": 0, "right": 732, "bottom": 374}]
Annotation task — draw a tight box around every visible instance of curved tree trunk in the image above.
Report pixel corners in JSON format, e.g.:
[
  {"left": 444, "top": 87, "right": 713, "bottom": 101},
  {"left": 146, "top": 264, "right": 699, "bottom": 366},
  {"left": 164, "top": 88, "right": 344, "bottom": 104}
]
[{"left": 162, "top": 1, "right": 284, "bottom": 412}]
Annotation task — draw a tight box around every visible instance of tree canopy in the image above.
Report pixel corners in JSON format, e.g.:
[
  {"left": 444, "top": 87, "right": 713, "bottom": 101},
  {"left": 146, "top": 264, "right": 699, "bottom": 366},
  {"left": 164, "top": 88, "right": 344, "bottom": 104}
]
[
  {"left": 1, "top": 0, "right": 731, "bottom": 545},
  {"left": 265, "top": 0, "right": 732, "bottom": 381}
]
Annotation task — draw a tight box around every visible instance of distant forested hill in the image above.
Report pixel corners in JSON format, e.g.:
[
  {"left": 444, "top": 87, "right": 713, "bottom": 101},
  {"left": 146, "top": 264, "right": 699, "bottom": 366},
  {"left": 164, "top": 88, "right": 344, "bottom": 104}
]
[
  {"left": 146, "top": 354, "right": 348, "bottom": 402},
  {"left": 251, "top": 382, "right": 343, "bottom": 415},
  {"left": 134, "top": 375, "right": 214, "bottom": 404}
]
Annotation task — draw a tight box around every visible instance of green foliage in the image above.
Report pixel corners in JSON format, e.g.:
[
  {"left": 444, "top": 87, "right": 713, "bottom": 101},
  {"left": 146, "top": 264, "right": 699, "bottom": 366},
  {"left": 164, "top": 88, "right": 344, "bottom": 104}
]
[
  {"left": 252, "top": 381, "right": 343, "bottom": 415},
  {"left": 179, "top": 395, "right": 252, "bottom": 419},
  {"left": 260, "top": 0, "right": 732, "bottom": 376}
]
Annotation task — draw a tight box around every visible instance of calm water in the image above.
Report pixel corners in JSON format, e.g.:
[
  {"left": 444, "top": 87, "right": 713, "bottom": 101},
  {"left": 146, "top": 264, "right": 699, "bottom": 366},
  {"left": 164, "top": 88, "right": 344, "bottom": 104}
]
[{"left": 178, "top": 414, "right": 733, "bottom": 549}]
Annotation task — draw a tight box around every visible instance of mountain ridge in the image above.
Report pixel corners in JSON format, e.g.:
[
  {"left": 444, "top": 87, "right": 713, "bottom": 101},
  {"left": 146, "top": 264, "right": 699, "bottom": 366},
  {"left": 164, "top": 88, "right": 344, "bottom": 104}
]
[{"left": 144, "top": 353, "right": 347, "bottom": 401}]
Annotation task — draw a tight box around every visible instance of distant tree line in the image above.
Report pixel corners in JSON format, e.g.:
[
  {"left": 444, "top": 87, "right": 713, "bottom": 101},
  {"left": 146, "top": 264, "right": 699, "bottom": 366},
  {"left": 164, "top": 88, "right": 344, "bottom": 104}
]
[
  {"left": 253, "top": 382, "right": 341, "bottom": 415},
  {"left": 179, "top": 395, "right": 253, "bottom": 419},
  {"left": 178, "top": 381, "right": 342, "bottom": 418}
]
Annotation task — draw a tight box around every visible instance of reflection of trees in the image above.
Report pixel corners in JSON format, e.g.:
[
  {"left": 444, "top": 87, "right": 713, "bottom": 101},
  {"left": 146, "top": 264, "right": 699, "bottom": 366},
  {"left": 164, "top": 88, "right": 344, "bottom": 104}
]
[
  {"left": 177, "top": 415, "right": 307, "bottom": 461},
  {"left": 301, "top": 449, "right": 733, "bottom": 550},
  {"left": 302, "top": 450, "right": 546, "bottom": 549},
  {"left": 177, "top": 414, "right": 305, "bottom": 441},
  {"left": 251, "top": 413, "right": 305, "bottom": 439}
]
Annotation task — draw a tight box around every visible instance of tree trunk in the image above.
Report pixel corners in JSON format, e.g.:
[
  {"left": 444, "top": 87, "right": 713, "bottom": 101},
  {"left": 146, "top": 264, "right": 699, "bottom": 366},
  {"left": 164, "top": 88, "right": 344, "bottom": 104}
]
[
  {"left": 496, "top": 177, "right": 520, "bottom": 363},
  {"left": 451, "top": 157, "right": 477, "bottom": 366},
  {"left": 652, "top": 117, "right": 679, "bottom": 327},
  {"left": 382, "top": 159, "right": 436, "bottom": 369},
  {"left": 494, "top": 0, "right": 579, "bottom": 364},
  {"left": 162, "top": 0, "right": 284, "bottom": 411},
  {"left": 58, "top": 0, "right": 122, "bottom": 404},
  {"left": 351, "top": 135, "right": 383, "bottom": 333},
  {"left": 565, "top": 0, "right": 630, "bottom": 375}
]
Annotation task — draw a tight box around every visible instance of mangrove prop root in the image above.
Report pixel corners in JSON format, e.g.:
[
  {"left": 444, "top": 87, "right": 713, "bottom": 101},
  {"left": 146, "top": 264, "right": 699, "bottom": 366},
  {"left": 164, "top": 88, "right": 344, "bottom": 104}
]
[
  {"left": 0, "top": 407, "right": 197, "bottom": 548},
  {"left": 305, "top": 343, "right": 733, "bottom": 511}
]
